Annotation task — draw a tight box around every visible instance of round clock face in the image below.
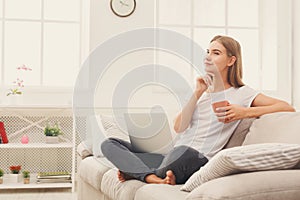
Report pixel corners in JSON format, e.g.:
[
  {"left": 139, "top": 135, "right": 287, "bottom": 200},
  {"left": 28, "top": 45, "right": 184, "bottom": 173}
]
[{"left": 110, "top": 0, "right": 136, "bottom": 17}]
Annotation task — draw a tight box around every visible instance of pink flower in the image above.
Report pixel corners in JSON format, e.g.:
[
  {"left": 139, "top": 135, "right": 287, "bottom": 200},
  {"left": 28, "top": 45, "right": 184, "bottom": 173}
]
[
  {"left": 16, "top": 64, "right": 32, "bottom": 71},
  {"left": 6, "top": 65, "right": 32, "bottom": 96},
  {"left": 13, "top": 78, "right": 24, "bottom": 87}
]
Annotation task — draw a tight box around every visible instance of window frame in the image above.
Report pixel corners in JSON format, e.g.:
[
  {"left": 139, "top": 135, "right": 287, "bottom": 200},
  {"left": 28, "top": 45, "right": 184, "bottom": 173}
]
[
  {"left": 155, "top": 0, "right": 292, "bottom": 103},
  {"left": 0, "top": 0, "right": 90, "bottom": 106}
]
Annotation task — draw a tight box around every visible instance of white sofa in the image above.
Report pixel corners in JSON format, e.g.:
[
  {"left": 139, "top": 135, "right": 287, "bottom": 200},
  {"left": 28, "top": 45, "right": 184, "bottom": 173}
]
[{"left": 77, "top": 112, "right": 300, "bottom": 200}]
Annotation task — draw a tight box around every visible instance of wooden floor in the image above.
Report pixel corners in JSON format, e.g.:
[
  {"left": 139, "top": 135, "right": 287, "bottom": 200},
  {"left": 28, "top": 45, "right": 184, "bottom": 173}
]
[{"left": 0, "top": 188, "right": 77, "bottom": 200}]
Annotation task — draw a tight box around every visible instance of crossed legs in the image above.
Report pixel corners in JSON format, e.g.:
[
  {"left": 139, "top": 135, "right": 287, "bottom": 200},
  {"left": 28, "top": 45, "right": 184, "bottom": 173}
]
[{"left": 101, "top": 138, "right": 208, "bottom": 185}]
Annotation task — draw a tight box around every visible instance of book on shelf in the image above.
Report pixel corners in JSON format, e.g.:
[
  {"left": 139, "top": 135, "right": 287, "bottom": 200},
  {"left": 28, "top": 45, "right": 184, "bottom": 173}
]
[
  {"left": 37, "top": 174, "right": 71, "bottom": 179},
  {"left": 0, "top": 121, "right": 8, "bottom": 144},
  {"left": 37, "top": 171, "right": 71, "bottom": 178},
  {"left": 36, "top": 178, "right": 72, "bottom": 184},
  {"left": 36, "top": 171, "right": 71, "bottom": 183}
]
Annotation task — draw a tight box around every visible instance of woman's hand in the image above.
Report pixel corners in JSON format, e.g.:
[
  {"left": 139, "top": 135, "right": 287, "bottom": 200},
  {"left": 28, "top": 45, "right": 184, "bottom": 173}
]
[
  {"left": 194, "top": 74, "right": 213, "bottom": 99},
  {"left": 214, "top": 104, "right": 248, "bottom": 123}
]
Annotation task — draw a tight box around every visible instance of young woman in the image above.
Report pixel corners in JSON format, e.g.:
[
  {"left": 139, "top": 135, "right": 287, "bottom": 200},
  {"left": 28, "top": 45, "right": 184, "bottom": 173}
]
[{"left": 101, "top": 35, "right": 295, "bottom": 185}]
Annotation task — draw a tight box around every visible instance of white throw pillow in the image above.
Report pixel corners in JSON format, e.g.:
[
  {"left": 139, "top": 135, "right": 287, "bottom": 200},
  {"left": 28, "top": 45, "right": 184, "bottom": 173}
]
[
  {"left": 99, "top": 114, "right": 129, "bottom": 142},
  {"left": 77, "top": 142, "right": 93, "bottom": 159},
  {"left": 90, "top": 114, "right": 129, "bottom": 157},
  {"left": 181, "top": 143, "right": 300, "bottom": 192}
]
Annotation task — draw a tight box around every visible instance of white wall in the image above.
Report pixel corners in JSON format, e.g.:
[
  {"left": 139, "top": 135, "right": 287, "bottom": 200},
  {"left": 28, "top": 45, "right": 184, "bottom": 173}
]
[
  {"left": 89, "top": 0, "right": 155, "bottom": 51},
  {"left": 293, "top": 0, "right": 300, "bottom": 110},
  {"left": 89, "top": 0, "right": 300, "bottom": 112},
  {"left": 89, "top": 0, "right": 183, "bottom": 118}
]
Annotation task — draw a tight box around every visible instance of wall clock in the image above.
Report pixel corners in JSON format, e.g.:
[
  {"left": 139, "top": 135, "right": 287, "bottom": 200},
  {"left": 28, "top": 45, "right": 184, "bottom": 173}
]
[{"left": 110, "top": 0, "right": 136, "bottom": 17}]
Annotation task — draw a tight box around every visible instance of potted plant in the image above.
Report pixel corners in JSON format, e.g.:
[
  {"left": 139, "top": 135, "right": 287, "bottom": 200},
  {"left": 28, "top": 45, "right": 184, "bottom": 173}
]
[
  {"left": 10, "top": 165, "right": 21, "bottom": 174},
  {"left": 0, "top": 169, "right": 4, "bottom": 184},
  {"left": 22, "top": 170, "right": 30, "bottom": 184},
  {"left": 8, "top": 165, "right": 22, "bottom": 183},
  {"left": 44, "top": 123, "right": 63, "bottom": 144}
]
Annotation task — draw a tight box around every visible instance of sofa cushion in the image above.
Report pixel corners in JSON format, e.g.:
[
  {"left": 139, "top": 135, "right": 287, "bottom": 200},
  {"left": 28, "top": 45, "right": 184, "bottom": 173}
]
[
  {"left": 79, "top": 157, "right": 112, "bottom": 191},
  {"left": 186, "top": 170, "right": 300, "bottom": 200},
  {"left": 243, "top": 112, "right": 300, "bottom": 145},
  {"left": 181, "top": 143, "right": 300, "bottom": 192},
  {"left": 135, "top": 184, "right": 188, "bottom": 200},
  {"left": 101, "top": 168, "right": 146, "bottom": 200},
  {"left": 86, "top": 115, "right": 106, "bottom": 157},
  {"left": 224, "top": 118, "right": 255, "bottom": 149}
]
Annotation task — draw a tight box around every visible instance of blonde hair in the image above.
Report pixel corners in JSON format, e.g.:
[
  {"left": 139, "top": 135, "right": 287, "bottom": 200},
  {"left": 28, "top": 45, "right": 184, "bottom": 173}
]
[{"left": 210, "top": 35, "right": 244, "bottom": 88}]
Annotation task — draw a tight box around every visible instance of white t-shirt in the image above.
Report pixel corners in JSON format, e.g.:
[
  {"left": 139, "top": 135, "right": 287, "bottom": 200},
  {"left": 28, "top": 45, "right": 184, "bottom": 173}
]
[{"left": 174, "top": 86, "right": 259, "bottom": 159}]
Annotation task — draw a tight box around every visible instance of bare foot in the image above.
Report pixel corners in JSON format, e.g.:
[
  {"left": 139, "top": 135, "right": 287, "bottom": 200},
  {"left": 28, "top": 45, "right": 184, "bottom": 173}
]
[
  {"left": 117, "top": 170, "right": 134, "bottom": 182},
  {"left": 164, "top": 170, "right": 176, "bottom": 185},
  {"left": 145, "top": 170, "right": 176, "bottom": 185}
]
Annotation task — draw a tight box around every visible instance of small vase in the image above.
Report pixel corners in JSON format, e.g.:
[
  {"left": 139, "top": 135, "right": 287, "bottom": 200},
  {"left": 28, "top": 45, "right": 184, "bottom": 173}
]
[
  {"left": 6, "top": 94, "right": 23, "bottom": 105},
  {"left": 23, "top": 178, "right": 30, "bottom": 184},
  {"left": 0, "top": 177, "right": 3, "bottom": 184}
]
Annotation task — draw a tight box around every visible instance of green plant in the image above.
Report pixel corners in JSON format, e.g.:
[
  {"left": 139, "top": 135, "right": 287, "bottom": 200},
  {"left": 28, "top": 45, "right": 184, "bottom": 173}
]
[
  {"left": 22, "top": 170, "right": 30, "bottom": 178},
  {"left": 44, "top": 123, "right": 63, "bottom": 136},
  {"left": 0, "top": 169, "right": 4, "bottom": 177}
]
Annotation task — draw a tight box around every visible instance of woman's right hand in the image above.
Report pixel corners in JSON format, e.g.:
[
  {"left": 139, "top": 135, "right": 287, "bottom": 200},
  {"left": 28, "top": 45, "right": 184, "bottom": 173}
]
[
  {"left": 174, "top": 74, "right": 212, "bottom": 133},
  {"left": 194, "top": 74, "right": 213, "bottom": 99}
]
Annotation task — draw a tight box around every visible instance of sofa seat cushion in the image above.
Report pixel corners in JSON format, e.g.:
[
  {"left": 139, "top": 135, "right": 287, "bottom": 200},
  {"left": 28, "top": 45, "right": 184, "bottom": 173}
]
[
  {"left": 186, "top": 170, "right": 300, "bottom": 200},
  {"left": 135, "top": 184, "right": 188, "bottom": 200},
  {"left": 101, "top": 169, "right": 146, "bottom": 200},
  {"left": 79, "top": 157, "right": 111, "bottom": 191}
]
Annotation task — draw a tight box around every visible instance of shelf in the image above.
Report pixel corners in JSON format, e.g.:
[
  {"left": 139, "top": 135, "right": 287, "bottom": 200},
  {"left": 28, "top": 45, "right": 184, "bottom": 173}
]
[
  {"left": 0, "top": 143, "right": 73, "bottom": 149},
  {"left": 0, "top": 182, "right": 72, "bottom": 189},
  {"left": 0, "top": 173, "right": 72, "bottom": 189}
]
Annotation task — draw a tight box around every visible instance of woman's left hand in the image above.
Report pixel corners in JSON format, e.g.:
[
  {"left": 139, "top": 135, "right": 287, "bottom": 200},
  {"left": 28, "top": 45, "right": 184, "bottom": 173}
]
[{"left": 214, "top": 104, "right": 247, "bottom": 123}]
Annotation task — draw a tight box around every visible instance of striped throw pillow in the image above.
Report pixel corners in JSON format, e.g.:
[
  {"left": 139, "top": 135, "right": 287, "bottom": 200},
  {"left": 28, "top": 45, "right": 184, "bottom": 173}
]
[{"left": 181, "top": 143, "right": 300, "bottom": 192}]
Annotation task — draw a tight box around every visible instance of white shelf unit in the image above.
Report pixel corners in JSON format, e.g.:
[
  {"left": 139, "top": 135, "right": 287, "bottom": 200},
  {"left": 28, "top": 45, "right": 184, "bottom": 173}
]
[{"left": 0, "top": 107, "right": 76, "bottom": 192}]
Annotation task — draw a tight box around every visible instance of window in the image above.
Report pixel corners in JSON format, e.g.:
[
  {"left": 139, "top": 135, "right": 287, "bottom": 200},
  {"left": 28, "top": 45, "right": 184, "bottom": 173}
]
[
  {"left": 156, "top": 0, "right": 292, "bottom": 102},
  {"left": 0, "top": 0, "right": 89, "bottom": 105}
]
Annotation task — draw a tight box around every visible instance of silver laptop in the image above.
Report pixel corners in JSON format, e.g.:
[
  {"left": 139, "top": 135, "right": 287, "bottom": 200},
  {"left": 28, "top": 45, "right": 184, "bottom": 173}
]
[{"left": 124, "top": 112, "right": 174, "bottom": 154}]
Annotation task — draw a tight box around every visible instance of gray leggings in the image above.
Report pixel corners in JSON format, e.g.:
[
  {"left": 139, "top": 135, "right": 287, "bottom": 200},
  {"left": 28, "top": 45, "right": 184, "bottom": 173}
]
[{"left": 101, "top": 138, "right": 208, "bottom": 184}]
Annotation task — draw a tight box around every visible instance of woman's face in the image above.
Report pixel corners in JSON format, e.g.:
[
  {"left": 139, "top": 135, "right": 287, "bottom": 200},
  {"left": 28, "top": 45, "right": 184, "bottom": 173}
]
[{"left": 204, "top": 41, "right": 234, "bottom": 75}]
